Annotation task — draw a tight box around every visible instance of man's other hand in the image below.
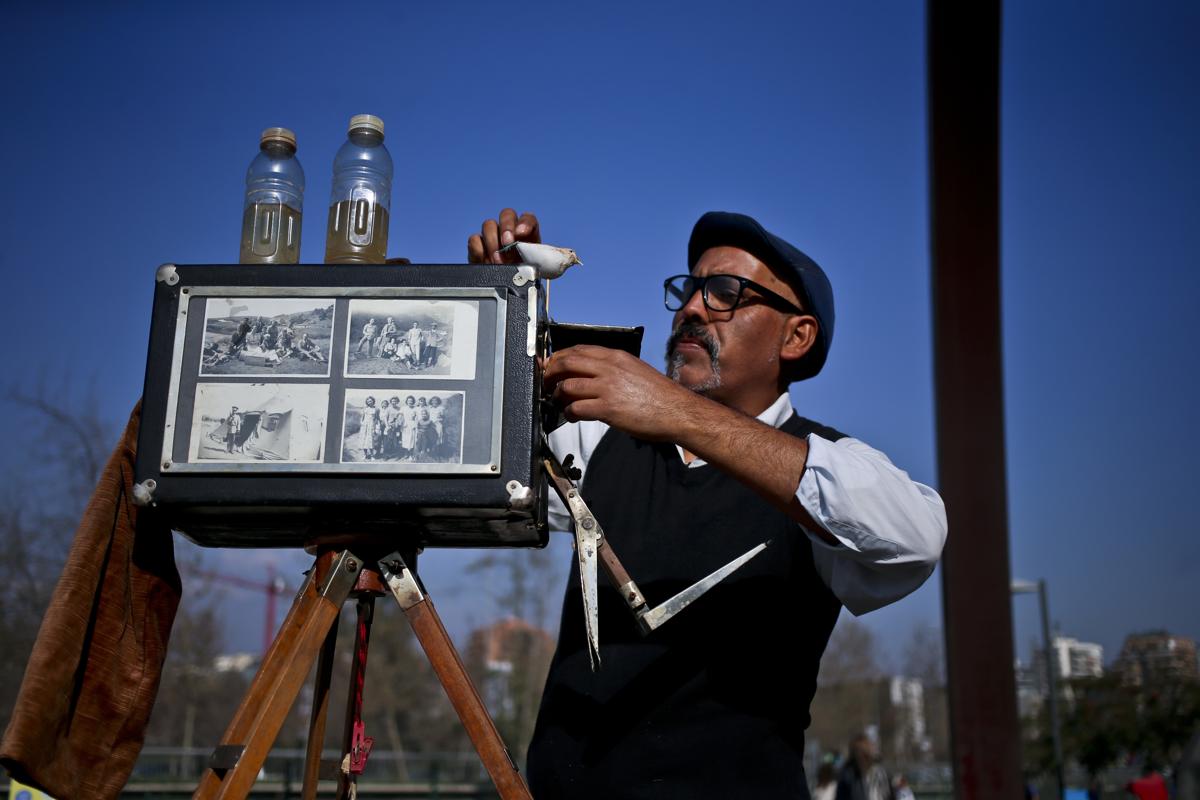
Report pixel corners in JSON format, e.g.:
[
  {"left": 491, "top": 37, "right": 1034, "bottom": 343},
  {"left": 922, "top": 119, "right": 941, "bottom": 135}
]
[{"left": 468, "top": 208, "right": 541, "bottom": 264}]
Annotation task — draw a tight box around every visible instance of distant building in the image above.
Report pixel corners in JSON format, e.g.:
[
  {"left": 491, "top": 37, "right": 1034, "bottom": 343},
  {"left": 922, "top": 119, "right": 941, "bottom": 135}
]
[
  {"left": 886, "top": 677, "right": 930, "bottom": 760},
  {"left": 1112, "top": 631, "right": 1199, "bottom": 687},
  {"left": 213, "top": 651, "right": 258, "bottom": 674},
  {"left": 1031, "top": 636, "right": 1104, "bottom": 694},
  {"left": 464, "top": 617, "right": 556, "bottom": 755}
]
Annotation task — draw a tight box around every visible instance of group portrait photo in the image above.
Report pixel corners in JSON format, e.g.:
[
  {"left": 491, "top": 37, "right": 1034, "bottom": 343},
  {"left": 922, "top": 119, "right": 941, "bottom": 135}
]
[
  {"left": 340, "top": 389, "right": 465, "bottom": 464},
  {"left": 200, "top": 297, "right": 334, "bottom": 377},
  {"left": 344, "top": 298, "right": 480, "bottom": 380}
]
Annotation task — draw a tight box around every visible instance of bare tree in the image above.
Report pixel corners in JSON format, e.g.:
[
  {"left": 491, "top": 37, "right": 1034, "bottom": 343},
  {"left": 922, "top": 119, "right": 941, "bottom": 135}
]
[
  {"left": 902, "top": 622, "right": 946, "bottom": 686},
  {"left": 819, "top": 617, "right": 883, "bottom": 686},
  {"left": 0, "top": 383, "right": 119, "bottom": 729},
  {"left": 0, "top": 386, "right": 236, "bottom": 768}
]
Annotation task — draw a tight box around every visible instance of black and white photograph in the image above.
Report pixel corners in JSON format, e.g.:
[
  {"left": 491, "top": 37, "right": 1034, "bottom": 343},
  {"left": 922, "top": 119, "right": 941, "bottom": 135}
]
[
  {"left": 189, "top": 383, "right": 329, "bottom": 463},
  {"left": 344, "top": 299, "right": 479, "bottom": 380},
  {"left": 200, "top": 297, "right": 335, "bottom": 376},
  {"left": 340, "top": 389, "right": 465, "bottom": 464}
]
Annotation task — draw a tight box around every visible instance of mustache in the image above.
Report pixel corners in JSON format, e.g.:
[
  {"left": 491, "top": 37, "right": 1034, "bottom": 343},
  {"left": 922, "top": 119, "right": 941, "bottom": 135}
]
[{"left": 666, "top": 323, "right": 719, "bottom": 361}]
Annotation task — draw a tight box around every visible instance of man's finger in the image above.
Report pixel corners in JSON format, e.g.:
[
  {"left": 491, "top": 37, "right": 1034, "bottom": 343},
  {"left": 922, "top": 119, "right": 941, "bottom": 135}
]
[
  {"left": 562, "top": 398, "right": 605, "bottom": 424},
  {"left": 498, "top": 208, "right": 519, "bottom": 246},
  {"left": 467, "top": 234, "right": 486, "bottom": 264},
  {"left": 544, "top": 348, "right": 606, "bottom": 382},
  {"left": 515, "top": 212, "right": 541, "bottom": 242},
  {"left": 553, "top": 376, "right": 600, "bottom": 404},
  {"left": 481, "top": 219, "right": 501, "bottom": 263}
]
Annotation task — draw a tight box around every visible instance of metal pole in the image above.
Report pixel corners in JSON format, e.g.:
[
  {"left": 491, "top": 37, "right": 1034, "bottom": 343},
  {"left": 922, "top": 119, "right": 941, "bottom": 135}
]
[
  {"left": 928, "top": 0, "right": 1025, "bottom": 797},
  {"left": 1038, "top": 580, "right": 1066, "bottom": 799}
]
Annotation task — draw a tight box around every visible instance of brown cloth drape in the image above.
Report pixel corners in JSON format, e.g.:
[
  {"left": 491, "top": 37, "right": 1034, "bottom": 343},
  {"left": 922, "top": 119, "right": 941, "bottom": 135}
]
[{"left": 0, "top": 403, "right": 181, "bottom": 799}]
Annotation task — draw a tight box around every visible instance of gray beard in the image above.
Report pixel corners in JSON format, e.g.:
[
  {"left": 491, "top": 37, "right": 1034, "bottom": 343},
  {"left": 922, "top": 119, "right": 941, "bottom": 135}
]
[{"left": 666, "top": 325, "right": 722, "bottom": 395}]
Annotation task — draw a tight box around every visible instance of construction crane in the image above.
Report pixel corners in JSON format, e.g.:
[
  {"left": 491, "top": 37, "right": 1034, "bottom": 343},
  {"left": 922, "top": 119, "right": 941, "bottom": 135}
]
[{"left": 180, "top": 561, "right": 291, "bottom": 655}]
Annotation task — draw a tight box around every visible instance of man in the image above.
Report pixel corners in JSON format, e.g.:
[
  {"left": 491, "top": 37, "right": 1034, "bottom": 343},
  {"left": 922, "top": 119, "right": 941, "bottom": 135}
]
[
  {"left": 468, "top": 209, "right": 946, "bottom": 798},
  {"left": 224, "top": 406, "right": 241, "bottom": 454},
  {"left": 406, "top": 321, "right": 424, "bottom": 367},
  {"left": 297, "top": 332, "right": 325, "bottom": 362},
  {"left": 358, "top": 318, "right": 378, "bottom": 357},
  {"left": 423, "top": 321, "right": 447, "bottom": 368},
  {"left": 276, "top": 325, "right": 295, "bottom": 357},
  {"left": 230, "top": 317, "right": 251, "bottom": 351},
  {"left": 382, "top": 396, "right": 404, "bottom": 459},
  {"left": 836, "top": 733, "right": 894, "bottom": 800},
  {"left": 378, "top": 316, "right": 398, "bottom": 352}
]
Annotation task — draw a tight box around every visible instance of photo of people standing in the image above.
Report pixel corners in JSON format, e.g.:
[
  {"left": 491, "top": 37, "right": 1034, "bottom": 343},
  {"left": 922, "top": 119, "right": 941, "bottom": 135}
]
[
  {"left": 340, "top": 389, "right": 464, "bottom": 464},
  {"left": 344, "top": 298, "right": 478, "bottom": 380}
]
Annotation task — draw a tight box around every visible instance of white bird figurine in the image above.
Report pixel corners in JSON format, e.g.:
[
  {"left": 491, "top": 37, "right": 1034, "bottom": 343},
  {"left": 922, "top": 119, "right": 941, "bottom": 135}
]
[{"left": 501, "top": 241, "right": 583, "bottom": 279}]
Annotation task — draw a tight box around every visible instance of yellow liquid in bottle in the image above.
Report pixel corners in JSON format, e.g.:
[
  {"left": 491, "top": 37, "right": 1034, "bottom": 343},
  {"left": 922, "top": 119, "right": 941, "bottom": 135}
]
[
  {"left": 325, "top": 199, "right": 389, "bottom": 264},
  {"left": 239, "top": 203, "right": 302, "bottom": 264}
]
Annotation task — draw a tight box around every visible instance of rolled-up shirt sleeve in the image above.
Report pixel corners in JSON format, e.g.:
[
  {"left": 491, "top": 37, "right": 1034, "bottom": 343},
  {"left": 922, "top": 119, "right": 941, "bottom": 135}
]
[{"left": 797, "top": 434, "right": 947, "bottom": 616}]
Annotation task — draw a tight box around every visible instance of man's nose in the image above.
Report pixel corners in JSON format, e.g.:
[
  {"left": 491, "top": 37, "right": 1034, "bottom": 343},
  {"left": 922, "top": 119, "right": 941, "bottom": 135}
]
[{"left": 677, "top": 284, "right": 710, "bottom": 323}]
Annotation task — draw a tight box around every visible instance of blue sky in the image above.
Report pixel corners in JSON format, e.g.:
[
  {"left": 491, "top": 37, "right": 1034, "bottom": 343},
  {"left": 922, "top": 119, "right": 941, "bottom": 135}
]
[{"left": 1, "top": 1, "right": 1195, "bottom": 669}]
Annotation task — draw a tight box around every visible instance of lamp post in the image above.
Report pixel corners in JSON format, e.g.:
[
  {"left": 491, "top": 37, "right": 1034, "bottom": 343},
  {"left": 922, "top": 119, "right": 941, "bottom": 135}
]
[{"left": 1012, "top": 578, "right": 1065, "bottom": 799}]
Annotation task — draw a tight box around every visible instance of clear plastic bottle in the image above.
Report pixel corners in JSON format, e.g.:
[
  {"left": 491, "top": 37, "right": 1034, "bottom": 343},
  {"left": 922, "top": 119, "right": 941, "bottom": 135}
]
[
  {"left": 325, "top": 114, "right": 393, "bottom": 264},
  {"left": 239, "top": 127, "right": 305, "bottom": 264}
]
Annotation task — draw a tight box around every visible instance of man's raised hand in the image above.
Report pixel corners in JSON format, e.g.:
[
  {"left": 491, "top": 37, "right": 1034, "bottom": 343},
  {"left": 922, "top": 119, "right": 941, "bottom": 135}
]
[{"left": 467, "top": 208, "right": 540, "bottom": 264}]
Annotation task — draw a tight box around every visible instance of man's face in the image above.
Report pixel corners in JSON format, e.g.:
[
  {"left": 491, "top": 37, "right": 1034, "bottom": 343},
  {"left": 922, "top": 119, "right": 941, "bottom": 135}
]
[{"left": 665, "top": 246, "right": 804, "bottom": 411}]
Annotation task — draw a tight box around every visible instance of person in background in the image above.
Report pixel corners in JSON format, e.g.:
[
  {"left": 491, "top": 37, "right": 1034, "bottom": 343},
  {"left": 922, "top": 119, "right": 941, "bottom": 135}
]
[
  {"left": 1126, "top": 762, "right": 1169, "bottom": 800},
  {"left": 837, "top": 734, "right": 894, "bottom": 800},
  {"left": 813, "top": 761, "right": 838, "bottom": 800}
]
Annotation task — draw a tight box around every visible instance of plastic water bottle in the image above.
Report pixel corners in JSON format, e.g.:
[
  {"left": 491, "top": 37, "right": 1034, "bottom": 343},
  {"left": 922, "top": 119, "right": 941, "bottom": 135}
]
[
  {"left": 325, "top": 114, "right": 393, "bottom": 264},
  {"left": 239, "top": 127, "right": 305, "bottom": 264}
]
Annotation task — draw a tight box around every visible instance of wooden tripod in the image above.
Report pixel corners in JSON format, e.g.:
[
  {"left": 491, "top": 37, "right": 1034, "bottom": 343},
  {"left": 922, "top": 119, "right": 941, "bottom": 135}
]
[{"left": 193, "top": 547, "right": 532, "bottom": 800}]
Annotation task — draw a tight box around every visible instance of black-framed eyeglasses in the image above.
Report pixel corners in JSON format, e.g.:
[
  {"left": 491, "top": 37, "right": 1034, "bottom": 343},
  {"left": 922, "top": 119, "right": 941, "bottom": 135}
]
[{"left": 663, "top": 273, "right": 805, "bottom": 315}]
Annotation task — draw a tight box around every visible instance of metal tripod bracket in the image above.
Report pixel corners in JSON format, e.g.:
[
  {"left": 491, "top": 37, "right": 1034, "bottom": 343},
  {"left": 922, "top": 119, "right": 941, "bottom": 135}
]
[{"left": 542, "top": 443, "right": 771, "bottom": 671}]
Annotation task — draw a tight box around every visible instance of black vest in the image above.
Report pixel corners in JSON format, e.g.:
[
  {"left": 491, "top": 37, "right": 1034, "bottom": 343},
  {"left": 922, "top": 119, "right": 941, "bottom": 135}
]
[{"left": 527, "top": 414, "right": 846, "bottom": 799}]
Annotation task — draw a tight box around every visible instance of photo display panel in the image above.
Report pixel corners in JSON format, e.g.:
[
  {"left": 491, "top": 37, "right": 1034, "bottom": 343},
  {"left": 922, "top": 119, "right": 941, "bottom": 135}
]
[{"left": 163, "top": 286, "right": 506, "bottom": 474}]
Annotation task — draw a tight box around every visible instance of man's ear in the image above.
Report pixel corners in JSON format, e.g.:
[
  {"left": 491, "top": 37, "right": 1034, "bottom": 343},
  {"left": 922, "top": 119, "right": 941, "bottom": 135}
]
[{"left": 779, "top": 315, "right": 819, "bottom": 366}]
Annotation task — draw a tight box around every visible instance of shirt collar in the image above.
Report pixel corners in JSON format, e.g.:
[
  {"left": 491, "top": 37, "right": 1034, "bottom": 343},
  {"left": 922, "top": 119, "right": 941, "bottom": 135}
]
[{"left": 758, "top": 392, "right": 795, "bottom": 429}]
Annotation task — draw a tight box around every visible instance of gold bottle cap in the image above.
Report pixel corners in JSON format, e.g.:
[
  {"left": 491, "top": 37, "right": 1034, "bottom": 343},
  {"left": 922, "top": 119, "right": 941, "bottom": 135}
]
[
  {"left": 260, "top": 127, "right": 297, "bottom": 148},
  {"left": 348, "top": 114, "right": 384, "bottom": 136}
]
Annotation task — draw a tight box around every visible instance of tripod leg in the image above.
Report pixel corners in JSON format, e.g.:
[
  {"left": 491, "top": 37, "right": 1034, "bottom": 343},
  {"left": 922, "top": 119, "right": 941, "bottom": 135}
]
[
  {"left": 195, "top": 550, "right": 361, "bottom": 800},
  {"left": 380, "top": 553, "right": 532, "bottom": 800},
  {"left": 300, "top": 613, "right": 340, "bottom": 800}
]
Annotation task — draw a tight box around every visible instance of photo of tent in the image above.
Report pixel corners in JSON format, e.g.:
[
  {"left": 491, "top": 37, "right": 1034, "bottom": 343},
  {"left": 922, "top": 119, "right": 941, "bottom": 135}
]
[{"left": 190, "top": 383, "right": 329, "bottom": 463}]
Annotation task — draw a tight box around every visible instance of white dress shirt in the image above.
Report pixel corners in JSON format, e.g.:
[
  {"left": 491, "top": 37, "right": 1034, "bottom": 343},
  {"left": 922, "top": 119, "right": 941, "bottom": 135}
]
[{"left": 547, "top": 393, "right": 948, "bottom": 616}]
